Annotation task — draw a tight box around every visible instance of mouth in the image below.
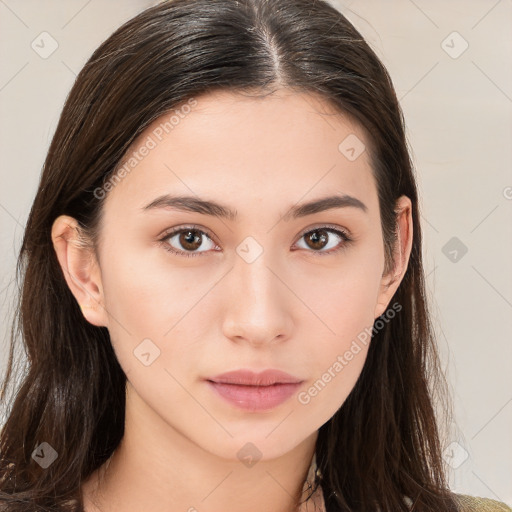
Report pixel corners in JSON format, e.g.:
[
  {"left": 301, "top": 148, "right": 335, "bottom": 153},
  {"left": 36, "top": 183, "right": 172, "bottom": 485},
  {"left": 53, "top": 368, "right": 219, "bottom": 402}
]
[
  {"left": 205, "top": 369, "right": 304, "bottom": 411},
  {"left": 206, "top": 380, "right": 303, "bottom": 411},
  {"left": 207, "top": 368, "right": 303, "bottom": 386}
]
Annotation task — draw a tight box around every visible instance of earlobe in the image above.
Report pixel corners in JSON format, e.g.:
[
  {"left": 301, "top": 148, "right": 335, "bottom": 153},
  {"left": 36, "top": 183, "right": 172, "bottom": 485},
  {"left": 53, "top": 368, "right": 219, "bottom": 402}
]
[
  {"left": 51, "top": 215, "right": 108, "bottom": 328},
  {"left": 374, "top": 196, "right": 413, "bottom": 319}
]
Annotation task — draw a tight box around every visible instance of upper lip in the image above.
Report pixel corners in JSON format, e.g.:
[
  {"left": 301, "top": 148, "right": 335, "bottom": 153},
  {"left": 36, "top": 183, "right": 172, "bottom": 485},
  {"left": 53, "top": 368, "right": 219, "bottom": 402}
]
[{"left": 207, "top": 369, "right": 303, "bottom": 386}]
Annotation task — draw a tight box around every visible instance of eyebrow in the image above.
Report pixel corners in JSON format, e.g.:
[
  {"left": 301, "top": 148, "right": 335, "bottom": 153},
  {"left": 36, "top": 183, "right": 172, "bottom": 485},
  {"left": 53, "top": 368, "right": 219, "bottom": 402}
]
[{"left": 142, "top": 193, "right": 368, "bottom": 221}]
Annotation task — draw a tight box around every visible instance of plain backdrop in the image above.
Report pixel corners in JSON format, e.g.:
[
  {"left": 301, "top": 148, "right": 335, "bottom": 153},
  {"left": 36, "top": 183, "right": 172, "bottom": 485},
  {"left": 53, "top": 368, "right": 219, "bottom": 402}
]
[{"left": 0, "top": 0, "right": 511, "bottom": 505}]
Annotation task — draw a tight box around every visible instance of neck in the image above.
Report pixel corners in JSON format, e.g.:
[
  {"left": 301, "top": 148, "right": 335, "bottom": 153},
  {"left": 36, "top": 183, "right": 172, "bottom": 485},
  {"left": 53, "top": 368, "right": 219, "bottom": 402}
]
[{"left": 82, "top": 382, "right": 319, "bottom": 512}]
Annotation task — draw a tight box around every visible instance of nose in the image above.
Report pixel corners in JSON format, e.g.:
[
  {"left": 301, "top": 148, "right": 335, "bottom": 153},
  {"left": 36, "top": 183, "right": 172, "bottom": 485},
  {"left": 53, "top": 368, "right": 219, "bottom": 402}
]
[{"left": 221, "top": 251, "right": 294, "bottom": 347}]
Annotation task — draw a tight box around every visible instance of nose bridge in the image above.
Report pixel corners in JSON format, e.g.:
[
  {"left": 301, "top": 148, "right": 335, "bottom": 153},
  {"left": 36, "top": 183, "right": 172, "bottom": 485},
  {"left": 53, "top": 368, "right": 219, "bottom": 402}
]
[
  {"left": 221, "top": 246, "right": 292, "bottom": 344},
  {"left": 237, "top": 249, "right": 277, "bottom": 306}
]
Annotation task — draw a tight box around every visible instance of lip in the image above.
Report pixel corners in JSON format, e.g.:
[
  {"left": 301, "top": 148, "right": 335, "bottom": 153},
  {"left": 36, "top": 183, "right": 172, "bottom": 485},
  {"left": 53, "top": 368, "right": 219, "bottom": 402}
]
[
  {"left": 208, "top": 369, "right": 303, "bottom": 386},
  {"left": 205, "top": 369, "right": 304, "bottom": 412}
]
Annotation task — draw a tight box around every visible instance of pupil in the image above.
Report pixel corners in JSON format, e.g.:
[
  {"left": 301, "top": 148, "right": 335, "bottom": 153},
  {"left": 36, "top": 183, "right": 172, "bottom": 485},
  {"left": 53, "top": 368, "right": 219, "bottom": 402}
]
[
  {"left": 181, "top": 230, "right": 201, "bottom": 249},
  {"left": 309, "top": 230, "right": 327, "bottom": 249}
]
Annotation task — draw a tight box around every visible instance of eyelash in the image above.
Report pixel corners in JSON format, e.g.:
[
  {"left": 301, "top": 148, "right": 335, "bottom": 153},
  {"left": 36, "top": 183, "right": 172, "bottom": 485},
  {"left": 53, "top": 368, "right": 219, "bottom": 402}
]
[{"left": 158, "top": 224, "right": 353, "bottom": 258}]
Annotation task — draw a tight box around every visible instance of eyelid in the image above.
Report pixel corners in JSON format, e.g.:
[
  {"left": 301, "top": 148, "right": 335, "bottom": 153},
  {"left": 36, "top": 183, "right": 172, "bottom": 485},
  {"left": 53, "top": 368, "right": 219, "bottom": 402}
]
[
  {"left": 292, "top": 224, "right": 353, "bottom": 256},
  {"left": 158, "top": 224, "right": 220, "bottom": 258},
  {"left": 158, "top": 224, "right": 218, "bottom": 244},
  {"left": 296, "top": 223, "right": 352, "bottom": 240},
  {"left": 159, "top": 222, "right": 352, "bottom": 242}
]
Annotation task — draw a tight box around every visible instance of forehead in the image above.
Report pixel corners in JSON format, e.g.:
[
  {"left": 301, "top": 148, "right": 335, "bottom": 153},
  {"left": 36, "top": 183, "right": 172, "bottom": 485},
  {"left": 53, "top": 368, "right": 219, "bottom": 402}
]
[{"left": 104, "top": 89, "right": 378, "bottom": 220}]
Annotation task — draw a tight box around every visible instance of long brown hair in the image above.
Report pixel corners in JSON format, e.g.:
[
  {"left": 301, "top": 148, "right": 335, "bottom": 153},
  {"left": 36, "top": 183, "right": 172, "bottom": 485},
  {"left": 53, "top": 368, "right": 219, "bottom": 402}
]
[{"left": 0, "top": 0, "right": 460, "bottom": 510}]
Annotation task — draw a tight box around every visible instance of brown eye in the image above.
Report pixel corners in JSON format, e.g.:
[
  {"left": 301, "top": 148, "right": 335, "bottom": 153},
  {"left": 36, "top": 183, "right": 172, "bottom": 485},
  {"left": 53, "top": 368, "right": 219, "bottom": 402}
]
[
  {"left": 178, "top": 229, "right": 203, "bottom": 251},
  {"left": 160, "top": 227, "right": 217, "bottom": 257},
  {"left": 304, "top": 229, "right": 329, "bottom": 250},
  {"left": 295, "top": 227, "right": 352, "bottom": 255}
]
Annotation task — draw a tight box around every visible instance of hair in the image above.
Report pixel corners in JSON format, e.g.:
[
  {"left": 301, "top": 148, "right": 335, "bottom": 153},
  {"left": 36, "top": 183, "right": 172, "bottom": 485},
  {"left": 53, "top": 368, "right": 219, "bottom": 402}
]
[{"left": 0, "top": 0, "right": 461, "bottom": 510}]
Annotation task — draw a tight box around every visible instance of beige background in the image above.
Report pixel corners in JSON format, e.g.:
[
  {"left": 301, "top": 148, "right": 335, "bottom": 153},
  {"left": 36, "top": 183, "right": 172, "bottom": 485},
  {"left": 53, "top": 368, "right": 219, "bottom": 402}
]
[{"left": 1, "top": 0, "right": 511, "bottom": 505}]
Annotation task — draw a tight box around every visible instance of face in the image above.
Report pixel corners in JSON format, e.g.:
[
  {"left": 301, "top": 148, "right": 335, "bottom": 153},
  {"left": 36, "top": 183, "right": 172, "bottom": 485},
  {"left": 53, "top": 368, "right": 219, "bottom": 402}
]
[{"left": 55, "top": 89, "right": 410, "bottom": 461}]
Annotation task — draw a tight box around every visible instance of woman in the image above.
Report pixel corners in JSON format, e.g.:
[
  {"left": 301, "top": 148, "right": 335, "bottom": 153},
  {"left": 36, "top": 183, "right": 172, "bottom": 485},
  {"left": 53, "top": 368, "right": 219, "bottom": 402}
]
[{"left": 0, "top": 0, "right": 509, "bottom": 511}]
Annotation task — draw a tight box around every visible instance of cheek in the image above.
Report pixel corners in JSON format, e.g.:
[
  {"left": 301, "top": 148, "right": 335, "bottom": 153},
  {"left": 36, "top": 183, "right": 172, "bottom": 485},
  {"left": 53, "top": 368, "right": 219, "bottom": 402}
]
[
  {"left": 298, "top": 248, "right": 382, "bottom": 340},
  {"left": 294, "top": 250, "right": 382, "bottom": 412},
  {"left": 100, "top": 237, "right": 199, "bottom": 328},
  {"left": 297, "top": 290, "right": 373, "bottom": 417},
  {"left": 97, "top": 241, "right": 192, "bottom": 371},
  {"left": 97, "top": 238, "right": 228, "bottom": 393}
]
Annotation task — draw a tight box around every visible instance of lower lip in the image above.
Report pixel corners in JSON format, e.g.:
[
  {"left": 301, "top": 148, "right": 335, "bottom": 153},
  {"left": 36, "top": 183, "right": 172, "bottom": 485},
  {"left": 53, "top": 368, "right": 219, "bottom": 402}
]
[{"left": 206, "top": 380, "right": 302, "bottom": 411}]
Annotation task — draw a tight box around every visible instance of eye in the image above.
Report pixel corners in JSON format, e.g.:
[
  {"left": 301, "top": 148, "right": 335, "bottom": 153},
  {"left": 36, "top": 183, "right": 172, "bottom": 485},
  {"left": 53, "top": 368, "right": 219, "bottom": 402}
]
[
  {"left": 158, "top": 224, "right": 353, "bottom": 258},
  {"left": 159, "top": 226, "right": 218, "bottom": 258},
  {"left": 294, "top": 225, "right": 352, "bottom": 255}
]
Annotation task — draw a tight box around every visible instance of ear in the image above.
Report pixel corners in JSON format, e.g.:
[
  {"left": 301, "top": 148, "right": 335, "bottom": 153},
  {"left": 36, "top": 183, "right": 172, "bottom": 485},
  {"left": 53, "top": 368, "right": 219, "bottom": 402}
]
[
  {"left": 374, "top": 195, "right": 413, "bottom": 319},
  {"left": 51, "top": 215, "right": 108, "bottom": 328}
]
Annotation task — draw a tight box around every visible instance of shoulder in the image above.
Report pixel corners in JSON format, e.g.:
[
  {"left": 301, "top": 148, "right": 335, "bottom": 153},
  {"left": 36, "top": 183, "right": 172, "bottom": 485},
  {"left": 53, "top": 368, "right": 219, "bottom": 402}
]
[{"left": 452, "top": 493, "right": 512, "bottom": 512}]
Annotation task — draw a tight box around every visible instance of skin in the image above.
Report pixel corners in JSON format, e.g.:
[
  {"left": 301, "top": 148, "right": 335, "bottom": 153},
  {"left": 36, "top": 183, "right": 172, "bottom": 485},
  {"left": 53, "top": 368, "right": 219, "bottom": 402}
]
[{"left": 52, "top": 89, "right": 413, "bottom": 512}]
